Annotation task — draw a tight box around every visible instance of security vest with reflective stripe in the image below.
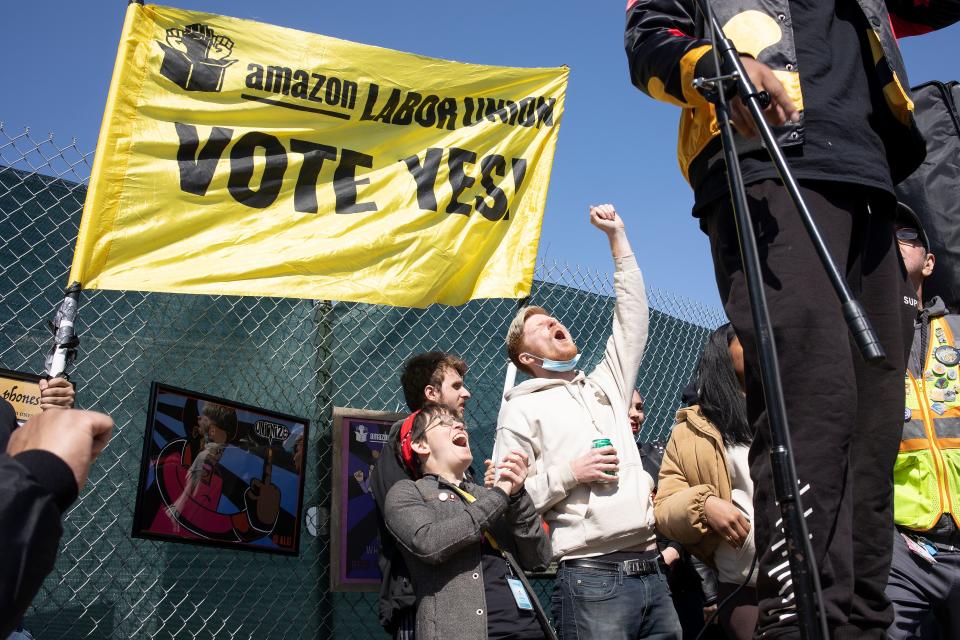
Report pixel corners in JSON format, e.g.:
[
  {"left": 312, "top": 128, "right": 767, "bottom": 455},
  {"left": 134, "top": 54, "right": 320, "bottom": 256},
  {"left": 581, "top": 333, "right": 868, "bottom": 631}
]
[{"left": 895, "top": 302, "right": 960, "bottom": 532}]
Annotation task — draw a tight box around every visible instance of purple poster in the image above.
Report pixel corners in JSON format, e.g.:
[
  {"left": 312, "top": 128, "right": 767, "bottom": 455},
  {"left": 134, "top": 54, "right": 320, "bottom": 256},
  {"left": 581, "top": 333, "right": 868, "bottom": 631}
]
[{"left": 331, "top": 408, "right": 403, "bottom": 591}]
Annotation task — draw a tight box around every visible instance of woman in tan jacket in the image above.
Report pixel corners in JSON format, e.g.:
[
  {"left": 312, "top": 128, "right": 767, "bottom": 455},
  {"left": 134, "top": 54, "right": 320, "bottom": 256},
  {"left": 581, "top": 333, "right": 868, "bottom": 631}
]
[{"left": 655, "top": 324, "right": 757, "bottom": 639}]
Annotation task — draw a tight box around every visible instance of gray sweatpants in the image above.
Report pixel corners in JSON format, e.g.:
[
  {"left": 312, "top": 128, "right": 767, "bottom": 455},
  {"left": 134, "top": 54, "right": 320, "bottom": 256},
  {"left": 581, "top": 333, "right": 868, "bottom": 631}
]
[{"left": 886, "top": 531, "right": 960, "bottom": 639}]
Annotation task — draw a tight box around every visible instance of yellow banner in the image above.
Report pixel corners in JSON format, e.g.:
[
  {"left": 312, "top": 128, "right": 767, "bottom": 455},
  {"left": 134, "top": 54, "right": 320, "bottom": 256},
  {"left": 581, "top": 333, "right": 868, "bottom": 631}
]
[{"left": 70, "top": 4, "right": 567, "bottom": 307}]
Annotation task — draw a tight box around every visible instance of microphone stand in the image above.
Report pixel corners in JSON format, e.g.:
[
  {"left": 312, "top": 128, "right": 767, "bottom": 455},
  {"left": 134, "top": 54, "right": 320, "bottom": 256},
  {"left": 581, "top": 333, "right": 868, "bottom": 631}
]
[{"left": 689, "top": 1, "right": 887, "bottom": 638}]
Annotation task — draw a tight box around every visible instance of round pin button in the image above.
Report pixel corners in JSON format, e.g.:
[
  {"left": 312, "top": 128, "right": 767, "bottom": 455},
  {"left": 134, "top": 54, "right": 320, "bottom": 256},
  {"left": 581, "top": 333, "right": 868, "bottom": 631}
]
[
  {"left": 438, "top": 492, "right": 449, "bottom": 502},
  {"left": 904, "top": 407, "right": 911, "bottom": 421},
  {"left": 935, "top": 345, "right": 960, "bottom": 367}
]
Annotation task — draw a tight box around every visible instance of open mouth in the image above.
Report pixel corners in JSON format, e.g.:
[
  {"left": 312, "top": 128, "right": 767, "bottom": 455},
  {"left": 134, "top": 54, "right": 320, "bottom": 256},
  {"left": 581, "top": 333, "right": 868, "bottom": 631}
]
[
  {"left": 554, "top": 329, "right": 566, "bottom": 341},
  {"left": 452, "top": 432, "right": 469, "bottom": 448}
]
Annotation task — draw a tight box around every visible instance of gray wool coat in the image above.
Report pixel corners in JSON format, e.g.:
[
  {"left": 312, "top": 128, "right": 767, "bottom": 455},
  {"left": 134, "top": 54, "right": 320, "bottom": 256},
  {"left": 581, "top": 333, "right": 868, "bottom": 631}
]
[{"left": 384, "top": 474, "right": 551, "bottom": 640}]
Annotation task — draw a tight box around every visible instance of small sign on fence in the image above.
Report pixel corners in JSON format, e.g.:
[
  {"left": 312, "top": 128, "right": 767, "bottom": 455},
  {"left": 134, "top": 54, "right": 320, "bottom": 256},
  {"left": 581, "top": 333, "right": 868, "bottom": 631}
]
[
  {"left": 331, "top": 407, "right": 404, "bottom": 591},
  {"left": 0, "top": 368, "right": 43, "bottom": 425},
  {"left": 132, "top": 383, "right": 309, "bottom": 555}
]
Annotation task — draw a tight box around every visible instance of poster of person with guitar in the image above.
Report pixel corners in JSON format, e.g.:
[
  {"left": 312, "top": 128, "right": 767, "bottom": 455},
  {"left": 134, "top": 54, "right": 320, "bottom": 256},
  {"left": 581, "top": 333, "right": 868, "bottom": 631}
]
[{"left": 133, "top": 383, "right": 309, "bottom": 555}]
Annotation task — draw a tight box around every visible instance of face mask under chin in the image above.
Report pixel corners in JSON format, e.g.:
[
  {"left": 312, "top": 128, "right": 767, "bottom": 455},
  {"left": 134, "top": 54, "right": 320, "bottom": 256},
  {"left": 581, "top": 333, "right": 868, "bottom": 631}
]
[{"left": 524, "top": 352, "right": 581, "bottom": 372}]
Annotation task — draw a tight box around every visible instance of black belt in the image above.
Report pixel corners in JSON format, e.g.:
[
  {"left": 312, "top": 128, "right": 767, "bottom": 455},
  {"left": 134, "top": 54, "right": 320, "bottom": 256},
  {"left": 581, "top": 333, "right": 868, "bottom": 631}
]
[{"left": 562, "top": 557, "right": 659, "bottom": 576}]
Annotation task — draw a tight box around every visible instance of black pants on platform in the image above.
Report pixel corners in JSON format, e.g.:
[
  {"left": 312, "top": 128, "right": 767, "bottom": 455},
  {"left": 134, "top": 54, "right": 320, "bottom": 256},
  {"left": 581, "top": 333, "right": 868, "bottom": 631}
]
[{"left": 703, "top": 180, "right": 915, "bottom": 639}]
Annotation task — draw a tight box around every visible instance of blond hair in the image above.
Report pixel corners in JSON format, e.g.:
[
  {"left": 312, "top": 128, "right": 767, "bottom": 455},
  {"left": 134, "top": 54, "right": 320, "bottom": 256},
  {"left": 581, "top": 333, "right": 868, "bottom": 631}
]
[{"left": 505, "top": 305, "right": 548, "bottom": 375}]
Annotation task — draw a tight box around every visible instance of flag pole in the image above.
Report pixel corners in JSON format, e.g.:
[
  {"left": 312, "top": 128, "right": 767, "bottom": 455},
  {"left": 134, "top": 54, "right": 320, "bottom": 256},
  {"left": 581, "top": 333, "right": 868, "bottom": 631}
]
[{"left": 44, "top": 282, "right": 82, "bottom": 379}]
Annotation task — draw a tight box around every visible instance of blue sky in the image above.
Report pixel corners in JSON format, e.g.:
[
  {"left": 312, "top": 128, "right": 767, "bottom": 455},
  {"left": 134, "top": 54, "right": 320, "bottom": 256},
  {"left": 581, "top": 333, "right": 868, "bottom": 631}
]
[{"left": 2, "top": 2, "right": 958, "bottom": 308}]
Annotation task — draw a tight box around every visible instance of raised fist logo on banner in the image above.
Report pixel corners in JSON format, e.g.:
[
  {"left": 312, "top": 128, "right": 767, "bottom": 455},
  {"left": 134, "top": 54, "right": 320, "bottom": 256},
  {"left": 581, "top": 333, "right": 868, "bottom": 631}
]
[{"left": 158, "top": 23, "right": 236, "bottom": 92}]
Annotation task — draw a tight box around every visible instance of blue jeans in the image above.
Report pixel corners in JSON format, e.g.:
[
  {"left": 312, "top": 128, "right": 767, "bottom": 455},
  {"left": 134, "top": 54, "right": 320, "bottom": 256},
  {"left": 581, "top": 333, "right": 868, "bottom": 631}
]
[{"left": 552, "top": 561, "right": 682, "bottom": 640}]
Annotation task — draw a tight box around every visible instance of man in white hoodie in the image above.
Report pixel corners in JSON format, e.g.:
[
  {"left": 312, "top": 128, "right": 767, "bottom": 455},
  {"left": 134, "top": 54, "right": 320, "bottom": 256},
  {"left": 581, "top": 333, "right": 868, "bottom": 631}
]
[{"left": 494, "top": 204, "right": 680, "bottom": 640}]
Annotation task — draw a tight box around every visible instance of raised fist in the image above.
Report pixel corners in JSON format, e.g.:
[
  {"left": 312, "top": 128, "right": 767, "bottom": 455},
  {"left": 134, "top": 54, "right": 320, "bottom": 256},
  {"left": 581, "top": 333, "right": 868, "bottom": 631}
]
[
  {"left": 165, "top": 28, "right": 188, "bottom": 53},
  {"left": 208, "top": 35, "right": 234, "bottom": 60},
  {"left": 183, "top": 23, "right": 215, "bottom": 41},
  {"left": 589, "top": 204, "right": 625, "bottom": 235},
  {"left": 7, "top": 409, "right": 113, "bottom": 491},
  {"left": 165, "top": 25, "right": 233, "bottom": 61}
]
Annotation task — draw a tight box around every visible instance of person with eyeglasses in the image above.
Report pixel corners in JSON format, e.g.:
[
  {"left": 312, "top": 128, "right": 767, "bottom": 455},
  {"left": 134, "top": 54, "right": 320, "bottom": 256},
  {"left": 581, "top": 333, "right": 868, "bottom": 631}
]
[
  {"left": 885, "top": 202, "right": 960, "bottom": 639},
  {"left": 383, "top": 403, "right": 553, "bottom": 640}
]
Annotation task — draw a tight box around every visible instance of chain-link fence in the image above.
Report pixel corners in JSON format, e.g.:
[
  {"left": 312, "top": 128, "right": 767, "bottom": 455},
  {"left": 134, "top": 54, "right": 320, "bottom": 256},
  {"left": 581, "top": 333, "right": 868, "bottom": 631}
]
[{"left": 0, "top": 123, "right": 726, "bottom": 639}]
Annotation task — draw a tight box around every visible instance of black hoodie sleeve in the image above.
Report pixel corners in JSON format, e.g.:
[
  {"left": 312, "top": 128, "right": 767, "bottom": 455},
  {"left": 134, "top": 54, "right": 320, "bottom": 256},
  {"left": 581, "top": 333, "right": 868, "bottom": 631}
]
[
  {"left": 0, "top": 399, "right": 78, "bottom": 636},
  {"left": 625, "top": 0, "right": 714, "bottom": 109}
]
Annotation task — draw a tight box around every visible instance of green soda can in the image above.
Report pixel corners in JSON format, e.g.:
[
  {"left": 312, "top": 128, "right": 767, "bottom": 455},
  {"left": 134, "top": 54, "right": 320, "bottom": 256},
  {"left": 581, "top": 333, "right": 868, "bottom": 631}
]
[{"left": 592, "top": 438, "right": 616, "bottom": 476}]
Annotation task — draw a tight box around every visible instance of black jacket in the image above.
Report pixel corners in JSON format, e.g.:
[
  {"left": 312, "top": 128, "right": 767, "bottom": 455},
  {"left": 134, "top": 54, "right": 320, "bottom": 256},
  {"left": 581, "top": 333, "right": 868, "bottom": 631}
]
[
  {"left": 0, "top": 399, "right": 78, "bottom": 636},
  {"left": 625, "top": 0, "right": 960, "bottom": 190},
  {"left": 370, "top": 419, "right": 417, "bottom": 634}
]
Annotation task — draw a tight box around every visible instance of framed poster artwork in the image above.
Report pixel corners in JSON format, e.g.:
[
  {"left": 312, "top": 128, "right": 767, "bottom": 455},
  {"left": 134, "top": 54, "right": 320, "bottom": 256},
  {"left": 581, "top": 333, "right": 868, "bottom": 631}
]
[
  {"left": 331, "top": 407, "right": 404, "bottom": 592},
  {"left": 0, "top": 368, "right": 44, "bottom": 425},
  {"left": 132, "top": 383, "right": 309, "bottom": 556}
]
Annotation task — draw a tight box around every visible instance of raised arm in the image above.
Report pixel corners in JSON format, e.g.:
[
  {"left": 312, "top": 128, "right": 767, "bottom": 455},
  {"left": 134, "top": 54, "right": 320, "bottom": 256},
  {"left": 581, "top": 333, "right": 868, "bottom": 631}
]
[
  {"left": 588, "top": 204, "right": 649, "bottom": 408},
  {"left": 591, "top": 203, "right": 632, "bottom": 259}
]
